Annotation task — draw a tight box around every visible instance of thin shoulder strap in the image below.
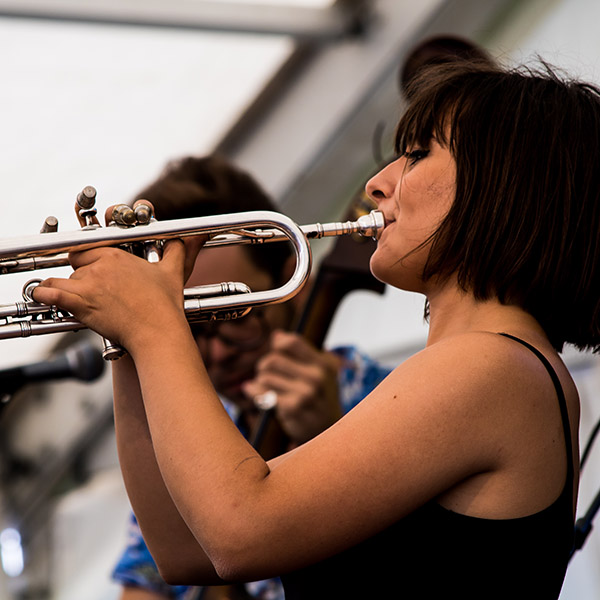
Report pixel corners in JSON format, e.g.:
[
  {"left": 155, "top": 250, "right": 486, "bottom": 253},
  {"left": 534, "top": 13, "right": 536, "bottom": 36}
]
[{"left": 498, "top": 333, "right": 574, "bottom": 488}]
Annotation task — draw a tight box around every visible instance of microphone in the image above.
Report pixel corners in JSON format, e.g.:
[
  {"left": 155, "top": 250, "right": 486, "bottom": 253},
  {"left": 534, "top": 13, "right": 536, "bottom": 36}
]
[{"left": 0, "top": 340, "right": 106, "bottom": 396}]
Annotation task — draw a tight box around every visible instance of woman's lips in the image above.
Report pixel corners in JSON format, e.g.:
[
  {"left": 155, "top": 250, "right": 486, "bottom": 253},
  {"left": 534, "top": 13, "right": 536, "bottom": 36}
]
[{"left": 379, "top": 219, "right": 395, "bottom": 237}]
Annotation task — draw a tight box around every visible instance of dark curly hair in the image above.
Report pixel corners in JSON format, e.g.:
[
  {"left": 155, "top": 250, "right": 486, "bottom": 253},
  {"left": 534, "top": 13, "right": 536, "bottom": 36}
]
[{"left": 132, "top": 155, "right": 292, "bottom": 286}]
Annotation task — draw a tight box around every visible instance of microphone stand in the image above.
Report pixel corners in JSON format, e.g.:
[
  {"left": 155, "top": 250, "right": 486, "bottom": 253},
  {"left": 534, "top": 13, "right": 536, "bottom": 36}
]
[
  {"left": 572, "top": 490, "right": 600, "bottom": 559},
  {"left": 570, "top": 415, "right": 600, "bottom": 560}
]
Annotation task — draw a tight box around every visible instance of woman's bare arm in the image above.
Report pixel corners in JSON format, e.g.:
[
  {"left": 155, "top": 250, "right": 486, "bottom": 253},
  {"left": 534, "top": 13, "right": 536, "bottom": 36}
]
[
  {"left": 112, "top": 356, "right": 222, "bottom": 584},
  {"left": 33, "top": 243, "right": 573, "bottom": 584}
]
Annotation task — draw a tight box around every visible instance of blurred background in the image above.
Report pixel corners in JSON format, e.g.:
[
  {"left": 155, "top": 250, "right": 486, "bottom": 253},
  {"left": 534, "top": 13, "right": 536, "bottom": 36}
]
[{"left": 0, "top": 0, "right": 599, "bottom": 598}]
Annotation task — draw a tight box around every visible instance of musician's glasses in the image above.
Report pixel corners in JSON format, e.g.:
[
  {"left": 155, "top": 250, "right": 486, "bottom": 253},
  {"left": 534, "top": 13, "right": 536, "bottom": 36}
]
[{"left": 190, "top": 309, "right": 270, "bottom": 352}]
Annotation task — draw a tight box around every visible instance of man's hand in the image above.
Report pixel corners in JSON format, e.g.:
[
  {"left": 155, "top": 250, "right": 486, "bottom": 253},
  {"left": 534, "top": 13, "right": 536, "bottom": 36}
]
[{"left": 243, "top": 330, "right": 343, "bottom": 445}]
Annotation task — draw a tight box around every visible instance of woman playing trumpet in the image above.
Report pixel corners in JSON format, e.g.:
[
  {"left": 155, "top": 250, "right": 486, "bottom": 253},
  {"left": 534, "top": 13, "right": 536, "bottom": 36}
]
[{"left": 33, "top": 59, "right": 600, "bottom": 598}]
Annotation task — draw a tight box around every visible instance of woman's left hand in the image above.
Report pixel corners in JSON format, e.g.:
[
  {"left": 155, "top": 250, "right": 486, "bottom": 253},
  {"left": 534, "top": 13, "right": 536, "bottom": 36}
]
[{"left": 32, "top": 238, "right": 191, "bottom": 352}]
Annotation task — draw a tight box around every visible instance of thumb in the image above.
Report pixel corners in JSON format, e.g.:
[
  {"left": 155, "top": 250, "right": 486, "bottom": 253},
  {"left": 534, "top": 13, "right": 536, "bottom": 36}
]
[
  {"left": 182, "top": 235, "right": 208, "bottom": 282},
  {"left": 162, "top": 236, "right": 207, "bottom": 283},
  {"left": 160, "top": 238, "right": 187, "bottom": 272}
]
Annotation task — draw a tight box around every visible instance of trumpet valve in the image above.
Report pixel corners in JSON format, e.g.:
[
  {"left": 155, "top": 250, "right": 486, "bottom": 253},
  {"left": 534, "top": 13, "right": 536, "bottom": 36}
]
[
  {"left": 143, "top": 241, "right": 162, "bottom": 264},
  {"left": 134, "top": 201, "right": 154, "bottom": 225},
  {"left": 101, "top": 340, "right": 128, "bottom": 361},
  {"left": 40, "top": 216, "right": 59, "bottom": 234},
  {"left": 110, "top": 205, "right": 137, "bottom": 227},
  {"left": 76, "top": 186, "right": 97, "bottom": 210},
  {"left": 77, "top": 185, "right": 99, "bottom": 229}
]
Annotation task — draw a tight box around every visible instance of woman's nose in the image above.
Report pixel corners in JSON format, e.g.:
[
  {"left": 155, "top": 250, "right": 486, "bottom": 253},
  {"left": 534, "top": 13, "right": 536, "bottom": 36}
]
[{"left": 365, "top": 160, "right": 400, "bottom": 205}]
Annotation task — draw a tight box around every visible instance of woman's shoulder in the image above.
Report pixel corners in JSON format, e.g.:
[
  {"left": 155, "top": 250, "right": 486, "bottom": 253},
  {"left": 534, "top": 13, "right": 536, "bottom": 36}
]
[
  {"left": 380, "top": 329, "right": 573, "bottom": 426},
  {"left": 401, "top": 329, "right": 563, "bottom": 379},
  {"left": 394, "top": 330, "right": 541, "bottom": 379}
]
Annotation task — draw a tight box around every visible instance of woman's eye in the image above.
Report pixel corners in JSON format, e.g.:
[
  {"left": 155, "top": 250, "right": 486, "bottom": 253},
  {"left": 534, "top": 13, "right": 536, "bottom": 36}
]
[{"left": 404, "top": 148, "right": 430, "bottom": 165}]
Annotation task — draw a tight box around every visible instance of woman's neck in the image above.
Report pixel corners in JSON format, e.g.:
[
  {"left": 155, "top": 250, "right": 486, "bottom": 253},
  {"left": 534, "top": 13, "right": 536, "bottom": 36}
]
[{"left": 425, "top": 282, "right": 548, "bottom": 348}]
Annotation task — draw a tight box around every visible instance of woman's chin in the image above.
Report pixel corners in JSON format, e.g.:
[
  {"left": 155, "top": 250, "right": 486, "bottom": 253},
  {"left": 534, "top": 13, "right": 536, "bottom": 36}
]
[
  {"left": 369, "top": 253, "right": 401, "bottom": 287},
  {"left": 369, "top": 256, "right": 425, "bottom": 294},
  {"left": 369, "top": 254, "right": 389, "bottom": 284}
]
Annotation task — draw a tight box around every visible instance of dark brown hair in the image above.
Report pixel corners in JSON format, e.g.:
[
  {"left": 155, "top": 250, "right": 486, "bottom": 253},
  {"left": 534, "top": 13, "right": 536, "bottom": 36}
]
[
  {"left": 133, "top": 155, "right": 292, "bottom": 285},
  {"left": 395, "top": 61, "right": 600, "bottom": 352}
]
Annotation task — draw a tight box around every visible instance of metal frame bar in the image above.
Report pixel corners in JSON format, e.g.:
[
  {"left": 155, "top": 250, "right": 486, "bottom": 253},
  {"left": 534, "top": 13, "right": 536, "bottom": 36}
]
[
  {"left": 0, "top": 0, "right": 371, "bottom": 41},
  {"left": 217, "top": 0, "right": 517, "bottom": 223}
]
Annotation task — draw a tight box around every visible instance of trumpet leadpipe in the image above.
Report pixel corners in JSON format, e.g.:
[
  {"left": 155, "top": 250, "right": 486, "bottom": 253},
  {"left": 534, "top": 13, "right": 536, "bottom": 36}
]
[
  {"left": 205, "top": 211, "right": 383, "bottom": 246},
  {"left": 301, "top": 211, "right": 384, "bottom": 240},
  {"left": 0, "top": 210, "right": 384, "bottom": 274}
]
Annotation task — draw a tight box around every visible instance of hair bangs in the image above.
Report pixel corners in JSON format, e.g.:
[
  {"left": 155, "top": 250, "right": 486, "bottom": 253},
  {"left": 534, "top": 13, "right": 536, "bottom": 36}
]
[
  {"left": 394, "top": 87, "right": 453, "bottom": 156},
  {"left": 394, "top": 60, "right": 499, "bottom": 157}
]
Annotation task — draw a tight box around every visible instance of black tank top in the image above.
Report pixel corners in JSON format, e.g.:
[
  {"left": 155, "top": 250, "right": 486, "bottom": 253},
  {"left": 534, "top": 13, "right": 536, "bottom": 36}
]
[{"left": 281, "top": 334, "right": 575, "bottom": 599}]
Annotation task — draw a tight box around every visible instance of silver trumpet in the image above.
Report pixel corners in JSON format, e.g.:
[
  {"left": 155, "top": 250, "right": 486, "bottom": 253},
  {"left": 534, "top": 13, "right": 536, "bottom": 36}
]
[{"left": 0, "top": 188, "right": 384, "bottom": 359}]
